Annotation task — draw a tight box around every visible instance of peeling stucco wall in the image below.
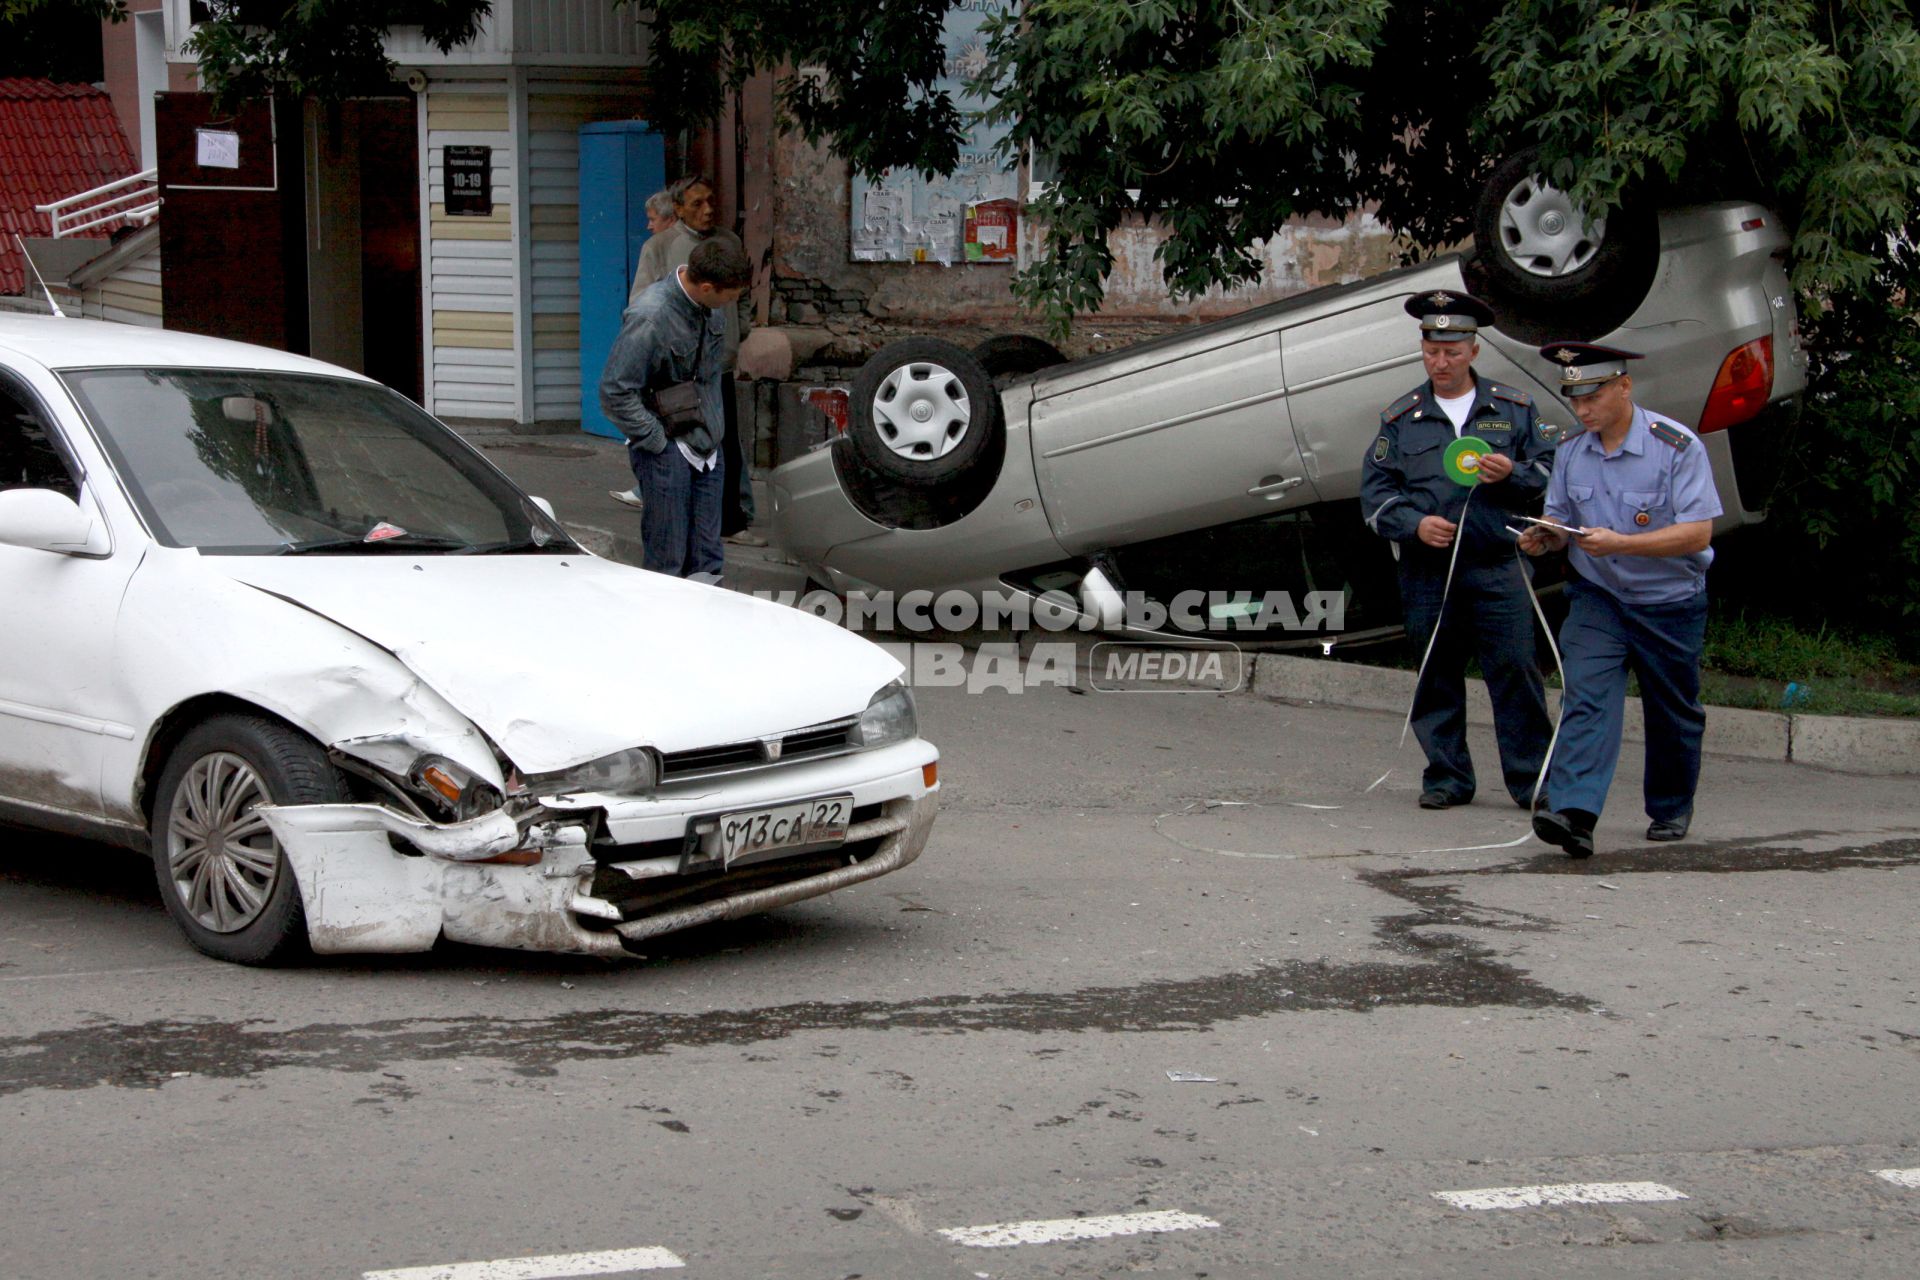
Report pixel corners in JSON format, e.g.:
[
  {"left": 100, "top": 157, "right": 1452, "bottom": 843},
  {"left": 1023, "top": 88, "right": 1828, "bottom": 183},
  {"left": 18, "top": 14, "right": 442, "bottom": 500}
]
[{"left": 767, "top": 131, "right": 1413, "bottom": 357}]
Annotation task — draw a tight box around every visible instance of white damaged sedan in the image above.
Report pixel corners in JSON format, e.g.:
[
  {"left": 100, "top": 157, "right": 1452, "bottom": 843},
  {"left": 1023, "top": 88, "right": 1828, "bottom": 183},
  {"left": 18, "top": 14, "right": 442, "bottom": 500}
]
[{"left": 0, "top": 316, "right": 937, "bottom": 963}]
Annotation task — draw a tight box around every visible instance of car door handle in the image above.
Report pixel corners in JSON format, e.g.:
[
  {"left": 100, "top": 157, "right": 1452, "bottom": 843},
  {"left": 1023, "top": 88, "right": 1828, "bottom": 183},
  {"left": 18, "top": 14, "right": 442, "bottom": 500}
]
[{"left": 1249, "top": 476, "right": 1305, "bottom": 499}]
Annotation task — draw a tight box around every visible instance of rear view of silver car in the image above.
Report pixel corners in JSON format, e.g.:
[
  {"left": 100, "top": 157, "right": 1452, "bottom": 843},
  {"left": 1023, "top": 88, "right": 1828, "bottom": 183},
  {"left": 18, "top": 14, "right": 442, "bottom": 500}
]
[{"left": 773, "top": 200, "right": 1804, "bottom": 642}]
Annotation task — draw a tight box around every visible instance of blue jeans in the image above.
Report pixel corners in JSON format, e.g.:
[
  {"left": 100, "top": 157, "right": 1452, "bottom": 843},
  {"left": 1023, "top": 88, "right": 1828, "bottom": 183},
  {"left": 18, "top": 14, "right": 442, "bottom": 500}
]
[
  {"left": 1547, "top": 577, "right": 1709, "bottom": 822},
  {"left": 632, "top": 443, "right": 723, "bottom": 583},
  {"left": 1401, "top": 556, "right": 1551, "bottom": 804}
]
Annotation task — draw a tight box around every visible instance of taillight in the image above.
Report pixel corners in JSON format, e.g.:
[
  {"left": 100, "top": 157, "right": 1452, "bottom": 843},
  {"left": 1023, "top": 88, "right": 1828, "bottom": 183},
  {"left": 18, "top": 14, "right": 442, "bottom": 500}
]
[{"left": 1698, "top": 336, "right": 1773, "bottom": 433}]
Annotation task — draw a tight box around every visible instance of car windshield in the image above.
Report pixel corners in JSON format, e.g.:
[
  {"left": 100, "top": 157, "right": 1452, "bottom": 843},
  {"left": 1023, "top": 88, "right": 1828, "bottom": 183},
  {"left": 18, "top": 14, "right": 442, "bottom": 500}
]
[{"left": 58, "top": 368, "right": 573, "bottom": 555}]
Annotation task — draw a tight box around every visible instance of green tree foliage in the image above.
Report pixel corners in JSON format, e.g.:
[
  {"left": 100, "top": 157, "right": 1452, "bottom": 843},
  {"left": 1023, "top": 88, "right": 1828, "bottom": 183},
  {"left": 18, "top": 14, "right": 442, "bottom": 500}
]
[
  {"left": 1479, "top": 0, "right": 1920, "bottom": 300},
  {"left": 979, "top": 1, "right": 1498, "bottom": 321},
  {"left": 0, "top": 0, "right": 112, "bottom": 83},
  {"left": 1752, "top": 267, "right": 1920, "bottom": 623},
  {"left": 184, "top": 3, "right": 492, "bottom": 105},
  {"left": 638, "top": 0, "right": 960, "bottom": 181}
]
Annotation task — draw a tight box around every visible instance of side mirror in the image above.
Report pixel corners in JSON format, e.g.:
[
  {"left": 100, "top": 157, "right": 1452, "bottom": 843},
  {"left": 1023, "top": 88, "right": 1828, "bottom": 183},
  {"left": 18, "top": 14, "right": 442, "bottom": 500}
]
[
  {"left": 528, "top": 495, "right": 556, "bottom": 520},
  {"left": 0, "top": 489, "right": 110, "bottom": 557}
]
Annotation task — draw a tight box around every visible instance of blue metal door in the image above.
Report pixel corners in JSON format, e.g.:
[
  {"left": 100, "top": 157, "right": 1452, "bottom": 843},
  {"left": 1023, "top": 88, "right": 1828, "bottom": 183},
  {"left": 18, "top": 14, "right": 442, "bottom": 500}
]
[{"left": 579, "top": 121, "right": 665, "bottom": 439}]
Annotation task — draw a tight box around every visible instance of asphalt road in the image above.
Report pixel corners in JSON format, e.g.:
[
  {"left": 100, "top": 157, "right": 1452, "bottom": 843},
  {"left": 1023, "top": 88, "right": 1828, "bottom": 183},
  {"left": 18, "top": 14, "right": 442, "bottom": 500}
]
[{"left": 3, "top": 682, "right": 1919, "bottom": 1279}]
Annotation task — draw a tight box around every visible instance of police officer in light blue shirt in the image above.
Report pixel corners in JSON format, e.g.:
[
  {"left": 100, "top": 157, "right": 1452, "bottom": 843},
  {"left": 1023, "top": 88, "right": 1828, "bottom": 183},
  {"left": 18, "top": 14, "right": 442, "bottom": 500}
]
[{"left": 1519, "top": 342, "right": 1724, "bottom": 858}]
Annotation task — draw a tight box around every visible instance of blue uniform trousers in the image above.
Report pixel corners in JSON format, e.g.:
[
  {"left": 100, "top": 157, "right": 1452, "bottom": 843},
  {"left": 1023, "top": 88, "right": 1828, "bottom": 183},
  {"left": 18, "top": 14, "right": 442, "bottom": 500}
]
[
  {"left": 1400, "top": 556, "right": 1550, "bottom": 804},
  {"left": 1548, "top": 577, "right": 1708, "bottom": 823}
]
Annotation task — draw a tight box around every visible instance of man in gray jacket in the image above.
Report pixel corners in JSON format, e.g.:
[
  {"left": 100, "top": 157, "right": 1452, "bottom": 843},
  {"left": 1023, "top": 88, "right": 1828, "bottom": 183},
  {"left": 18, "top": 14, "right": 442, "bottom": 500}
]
[
  {"left": 623, "top": 174, "right": 762, "bottom": 543},
  {"left": 599, "top": 238, "right": 753, "bottom": 582}
]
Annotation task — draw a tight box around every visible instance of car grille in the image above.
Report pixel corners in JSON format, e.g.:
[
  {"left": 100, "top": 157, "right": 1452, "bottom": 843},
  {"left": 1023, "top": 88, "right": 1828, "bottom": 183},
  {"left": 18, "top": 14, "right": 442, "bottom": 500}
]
[{"left": 658, "top": 716, "right": 858, "bottom": 782}]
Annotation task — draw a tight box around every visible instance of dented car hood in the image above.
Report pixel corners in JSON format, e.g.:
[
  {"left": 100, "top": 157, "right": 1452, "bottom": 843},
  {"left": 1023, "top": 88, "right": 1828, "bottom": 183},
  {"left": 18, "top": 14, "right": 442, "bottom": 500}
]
[{"left": 214, "top": 554, "right": 900, "bottom": 773}]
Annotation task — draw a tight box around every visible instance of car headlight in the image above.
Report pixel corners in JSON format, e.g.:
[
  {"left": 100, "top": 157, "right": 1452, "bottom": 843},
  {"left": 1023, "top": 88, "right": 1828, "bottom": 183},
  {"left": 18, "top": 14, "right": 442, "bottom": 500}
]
[
  {"left": 524, "top": 746, "right": 659, "bottom": 797},
  {"left": 407, "top": 755, "right": 504, "bottom": 822},
  {"left": 851, "top": 680, "right": 916, "bottom": 749}
]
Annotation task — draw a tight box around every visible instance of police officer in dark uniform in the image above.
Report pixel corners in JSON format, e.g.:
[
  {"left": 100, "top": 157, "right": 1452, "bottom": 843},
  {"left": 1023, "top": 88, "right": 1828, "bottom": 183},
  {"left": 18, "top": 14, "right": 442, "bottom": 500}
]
[
  {"left": 1361, "top": 290, "right": 1555, "bottom": 809},
  {"left": 1519, "top": 342, "right": 1722, "bottom": 859}
]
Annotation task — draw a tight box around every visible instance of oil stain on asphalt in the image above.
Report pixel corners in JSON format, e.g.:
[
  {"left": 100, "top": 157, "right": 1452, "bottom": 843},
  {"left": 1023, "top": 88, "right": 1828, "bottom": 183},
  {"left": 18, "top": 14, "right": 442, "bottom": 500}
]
[{"left": 2, "top": 836, "right": 1915, "bottom": 1096}]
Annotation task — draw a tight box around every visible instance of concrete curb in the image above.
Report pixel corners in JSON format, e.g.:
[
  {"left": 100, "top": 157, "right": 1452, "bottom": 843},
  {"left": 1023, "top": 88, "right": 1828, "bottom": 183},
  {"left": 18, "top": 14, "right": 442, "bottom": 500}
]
[
  {"left": 1790, "top": 714, "right": 1920, "bottom": 776},
  {"left": 1249, "top": 652, "right": 1915, "bottom": 776}
]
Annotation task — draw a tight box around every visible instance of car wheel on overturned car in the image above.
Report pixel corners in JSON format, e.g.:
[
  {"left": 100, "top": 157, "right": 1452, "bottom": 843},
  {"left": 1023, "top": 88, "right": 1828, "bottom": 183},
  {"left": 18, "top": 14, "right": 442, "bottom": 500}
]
[
  {"left": 848, "top": 337, "right": 1000, "bottom": 489},
  {"left": 1472, "top": 148, "right": 1658, "bottom": 326},
  {"left": 150, "top": 714, "right": 348, "bottom": 965}
]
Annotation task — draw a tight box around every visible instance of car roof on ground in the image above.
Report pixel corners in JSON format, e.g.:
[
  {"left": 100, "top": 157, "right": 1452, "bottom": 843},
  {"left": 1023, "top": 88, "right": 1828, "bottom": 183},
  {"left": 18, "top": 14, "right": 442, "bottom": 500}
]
[{"left": 0, "top": 314, "right": 369, "bottom": 380}]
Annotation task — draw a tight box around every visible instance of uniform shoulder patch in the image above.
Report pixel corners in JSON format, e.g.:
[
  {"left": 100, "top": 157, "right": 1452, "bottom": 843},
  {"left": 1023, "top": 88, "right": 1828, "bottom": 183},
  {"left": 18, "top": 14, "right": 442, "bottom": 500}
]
[
  {"left": 1382, "top": 392, "right": 1419, "bottom": 420},
  {"left": 1372, "top": 435, "right": 1390, "bottom": 462},
  {"left": 1489, "top": 384, "right": 1532, "bottom": 407},
  {"left": 1648, "top": 421, "right": 1692, "bottom": 451}
]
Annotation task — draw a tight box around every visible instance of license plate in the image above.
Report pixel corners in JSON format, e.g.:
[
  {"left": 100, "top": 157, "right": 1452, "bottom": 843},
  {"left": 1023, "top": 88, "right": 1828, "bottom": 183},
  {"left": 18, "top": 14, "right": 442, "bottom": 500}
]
[{"left": 708, "top": 795, "right": 853, "bottom": 866}]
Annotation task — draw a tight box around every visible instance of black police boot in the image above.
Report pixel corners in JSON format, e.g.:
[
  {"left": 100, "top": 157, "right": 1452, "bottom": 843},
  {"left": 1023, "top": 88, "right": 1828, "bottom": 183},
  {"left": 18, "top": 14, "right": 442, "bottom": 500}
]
[{"left": 1533, "top": 808, "right": 1596, "bottom": 859}]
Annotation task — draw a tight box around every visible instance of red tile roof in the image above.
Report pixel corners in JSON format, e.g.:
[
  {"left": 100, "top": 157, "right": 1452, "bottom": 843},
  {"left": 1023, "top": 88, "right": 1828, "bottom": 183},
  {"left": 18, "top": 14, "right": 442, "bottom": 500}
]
[{"left": 0, "top": 78, "right": 139, "bottom": 295}]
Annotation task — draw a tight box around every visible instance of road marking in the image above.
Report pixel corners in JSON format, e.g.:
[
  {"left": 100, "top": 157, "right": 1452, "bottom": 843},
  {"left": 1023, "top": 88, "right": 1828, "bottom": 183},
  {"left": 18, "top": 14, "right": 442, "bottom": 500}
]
[
  {"left": 1434, "top": 1181, "right": 1689, "bottom": 1211},
  {"left": 937, "top": 1209, "right": 1219, "bottom": 1248},
  {"left": 363, "top": 1246, "right": 686, "bottom": 1279},
  {"left": 1875, "top": 1168, "right": 1920, "bottom": 1189}
]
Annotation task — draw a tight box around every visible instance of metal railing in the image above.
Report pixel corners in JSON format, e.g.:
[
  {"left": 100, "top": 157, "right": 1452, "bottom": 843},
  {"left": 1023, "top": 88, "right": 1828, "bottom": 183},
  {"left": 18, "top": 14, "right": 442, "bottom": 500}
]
[{"left": 35, "top": 168, "right": 161, "bottom": 238}]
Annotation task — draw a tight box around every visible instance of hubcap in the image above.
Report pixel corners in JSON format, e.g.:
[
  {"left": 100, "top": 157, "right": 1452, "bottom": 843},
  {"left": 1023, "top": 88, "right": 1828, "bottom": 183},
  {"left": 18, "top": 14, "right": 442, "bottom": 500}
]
[
  {"left": 1497, "top": 176, "right": 1605, "bottom": 278},
  {"left": 165, "top": 752, "right": 281, "bottom": 934},
  {"left": 872, "top": 361, "right": 971, "bottom": 461}
]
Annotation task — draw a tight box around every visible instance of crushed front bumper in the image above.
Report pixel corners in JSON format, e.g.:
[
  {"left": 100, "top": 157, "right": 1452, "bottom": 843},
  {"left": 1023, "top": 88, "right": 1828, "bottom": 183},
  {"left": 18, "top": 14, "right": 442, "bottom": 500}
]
[{"left": 261, "top": 741, "right": 939, "bottom": 956}]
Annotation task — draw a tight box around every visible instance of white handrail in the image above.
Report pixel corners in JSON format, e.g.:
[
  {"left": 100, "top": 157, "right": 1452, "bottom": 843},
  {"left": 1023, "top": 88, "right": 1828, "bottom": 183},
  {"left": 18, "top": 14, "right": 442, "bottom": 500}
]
[{"left": 35, "top": 168, "right": 161, "bottom": 238}]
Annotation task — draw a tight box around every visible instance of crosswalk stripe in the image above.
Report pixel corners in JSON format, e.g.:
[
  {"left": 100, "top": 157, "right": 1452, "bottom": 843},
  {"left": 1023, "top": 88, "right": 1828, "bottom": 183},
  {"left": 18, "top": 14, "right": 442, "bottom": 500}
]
[
  {"left": 1434, "top": 1181, "right": 1689, "bottom": 1211},
  {"left": 363, "top": 1246, "right": 686, "bottom": 1280},
  {"left": 1874, "top": 1168, "right": 1920, "bottom": 1189},
  {"left": 938, "top": 1209, "right": 1220, "bottom": 1248}
]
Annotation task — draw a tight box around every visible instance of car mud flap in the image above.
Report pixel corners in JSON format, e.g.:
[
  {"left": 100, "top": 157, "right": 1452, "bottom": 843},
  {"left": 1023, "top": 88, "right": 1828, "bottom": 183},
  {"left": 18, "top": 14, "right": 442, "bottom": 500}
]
[{"left": 613, "top": 794, "right": 937, "bottom": 945}]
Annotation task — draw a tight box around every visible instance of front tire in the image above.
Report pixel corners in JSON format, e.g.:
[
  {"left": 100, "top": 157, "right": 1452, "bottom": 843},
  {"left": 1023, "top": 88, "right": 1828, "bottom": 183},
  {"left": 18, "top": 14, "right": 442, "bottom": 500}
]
[
  {"left": 847, "top": 338, "right": 1000, "bottom": 489},
  {"left": 149, "top": 714, "right": 347, "bottom": 965}
]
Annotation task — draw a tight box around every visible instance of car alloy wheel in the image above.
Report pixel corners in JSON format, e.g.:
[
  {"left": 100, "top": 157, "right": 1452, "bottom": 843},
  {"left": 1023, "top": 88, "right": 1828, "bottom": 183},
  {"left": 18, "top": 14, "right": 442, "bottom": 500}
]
[
  {"left": 149, "top": 714, "right": 346, "bottom": 964},
  {"left": 163, "top": 751, "right": 281, "bottom": 934}
]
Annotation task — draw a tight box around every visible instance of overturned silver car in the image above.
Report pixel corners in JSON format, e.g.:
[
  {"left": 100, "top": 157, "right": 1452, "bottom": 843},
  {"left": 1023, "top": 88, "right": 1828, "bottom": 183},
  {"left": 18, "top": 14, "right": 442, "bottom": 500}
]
[
  {"left": 0, "top": 316, "right": 937, "bottom": 963},
  {"left": 774, "top": 200, "right": 1805, "bottom": 643}
]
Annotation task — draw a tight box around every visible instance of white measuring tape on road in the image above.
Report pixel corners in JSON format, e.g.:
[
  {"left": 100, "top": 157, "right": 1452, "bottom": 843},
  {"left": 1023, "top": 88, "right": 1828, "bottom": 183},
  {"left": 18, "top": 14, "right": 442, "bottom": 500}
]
[{"left": 1397, "top": 477, "right": 1569, "bottom": 856}]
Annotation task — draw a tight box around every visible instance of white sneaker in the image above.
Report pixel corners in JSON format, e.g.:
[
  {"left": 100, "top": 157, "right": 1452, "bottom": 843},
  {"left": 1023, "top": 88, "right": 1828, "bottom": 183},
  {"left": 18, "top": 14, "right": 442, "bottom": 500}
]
[
  {"left": 608, "top": 488, "right": 644, "bottom": 509},
  {"left": 726, "top": 529, "right": 768, "bottom": 547}
]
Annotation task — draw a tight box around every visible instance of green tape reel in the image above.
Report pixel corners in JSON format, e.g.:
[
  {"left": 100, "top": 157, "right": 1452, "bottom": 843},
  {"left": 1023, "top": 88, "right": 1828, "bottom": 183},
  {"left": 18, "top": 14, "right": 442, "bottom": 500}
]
[{"left": 1443, "top": 435, "right": 1492, "bottom": 486}]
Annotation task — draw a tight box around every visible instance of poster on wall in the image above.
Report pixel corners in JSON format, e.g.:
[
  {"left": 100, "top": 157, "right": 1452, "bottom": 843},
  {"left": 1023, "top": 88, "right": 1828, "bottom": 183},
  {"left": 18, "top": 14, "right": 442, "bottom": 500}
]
[{"left": 849, "top": 0, "right": 1017, "bottom": 265}]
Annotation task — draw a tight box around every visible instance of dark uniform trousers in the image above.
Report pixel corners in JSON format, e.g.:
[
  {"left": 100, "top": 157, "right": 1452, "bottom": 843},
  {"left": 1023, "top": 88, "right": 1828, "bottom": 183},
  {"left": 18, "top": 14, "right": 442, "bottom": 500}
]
[
  {"left": 1362, "top": 374, "right": 1557, "bottom": 807},
  {"left": 1550, "top": 577, "right": 1708, "bottom": 823},
  {"left": 1400, "top": 552, "right": 1550, "bottom": 804}
]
